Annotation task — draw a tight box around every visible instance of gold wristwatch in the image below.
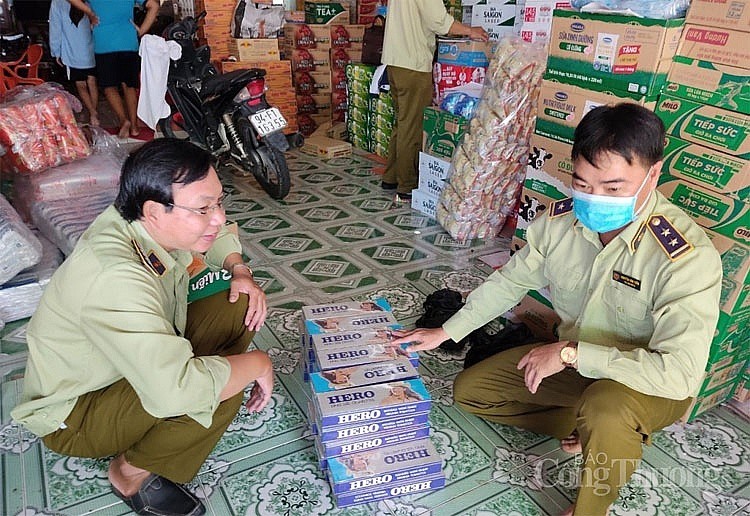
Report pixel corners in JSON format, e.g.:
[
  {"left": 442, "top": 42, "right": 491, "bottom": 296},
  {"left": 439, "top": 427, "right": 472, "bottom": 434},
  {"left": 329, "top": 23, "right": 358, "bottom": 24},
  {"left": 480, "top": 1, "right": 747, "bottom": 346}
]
[{"left": 560, "top": 341, "right": 578, "bottom": 367}]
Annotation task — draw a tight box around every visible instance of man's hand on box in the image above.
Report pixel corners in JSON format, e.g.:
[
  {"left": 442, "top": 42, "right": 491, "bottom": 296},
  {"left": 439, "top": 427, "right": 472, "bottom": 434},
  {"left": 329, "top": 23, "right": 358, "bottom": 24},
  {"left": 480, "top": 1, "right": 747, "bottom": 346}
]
[
  {"left": 389, "top": 327, "right": 450, "bottom": 353},
  {"left": 229, "top": 274, "right": 267, "bottom": 331}
]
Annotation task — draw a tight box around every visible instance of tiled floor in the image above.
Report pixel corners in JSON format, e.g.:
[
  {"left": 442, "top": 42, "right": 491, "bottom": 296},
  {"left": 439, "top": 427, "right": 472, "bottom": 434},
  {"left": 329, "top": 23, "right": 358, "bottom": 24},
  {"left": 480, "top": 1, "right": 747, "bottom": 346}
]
[{"left": 1, "top": 149, "right": 749, "bottom": 515}]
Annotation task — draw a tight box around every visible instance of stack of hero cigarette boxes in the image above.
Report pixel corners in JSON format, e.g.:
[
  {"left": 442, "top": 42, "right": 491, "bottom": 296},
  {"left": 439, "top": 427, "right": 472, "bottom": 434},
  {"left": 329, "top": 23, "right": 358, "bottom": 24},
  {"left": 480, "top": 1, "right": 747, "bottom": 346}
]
[{"left": 300, "top": 298, "right": 445, "bottom": 507}]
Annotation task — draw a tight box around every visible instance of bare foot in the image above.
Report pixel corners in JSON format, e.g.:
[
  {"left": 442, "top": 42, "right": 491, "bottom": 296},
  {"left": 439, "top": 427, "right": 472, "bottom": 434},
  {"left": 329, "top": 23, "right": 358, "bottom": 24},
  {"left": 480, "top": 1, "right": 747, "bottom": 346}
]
[
  {"left": 130, "top": 125, "right": 140, "bottom": 137},
  {"left": 118, "top": 121, "right": 132, "bottom": 140},
  {"left": 108, "top": 454, "right": 151, "bottom": 497},
  {"left": 560, "top": 505, "right": 575, "bottom": 516},
  {"left": 90, "top": 113, "right": 100, "bottom": 127},
  {"left": 561, "top": 431, "right": 582, "bottom": 454}
]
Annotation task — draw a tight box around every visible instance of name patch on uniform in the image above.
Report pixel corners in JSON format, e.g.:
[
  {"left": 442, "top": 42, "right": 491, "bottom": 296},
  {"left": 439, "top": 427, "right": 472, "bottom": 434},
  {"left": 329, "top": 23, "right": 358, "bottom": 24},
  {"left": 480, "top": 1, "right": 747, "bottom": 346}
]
[{"left": 612, "top": 271, "right": 641, "bottom": 291}]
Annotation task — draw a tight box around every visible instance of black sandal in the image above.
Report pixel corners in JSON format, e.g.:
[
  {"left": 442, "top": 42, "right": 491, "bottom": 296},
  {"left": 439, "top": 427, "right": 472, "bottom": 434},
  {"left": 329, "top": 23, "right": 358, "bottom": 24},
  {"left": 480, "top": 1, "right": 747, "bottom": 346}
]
[{"left": 111, "top": 473, "right": 205, "bottom": 516}]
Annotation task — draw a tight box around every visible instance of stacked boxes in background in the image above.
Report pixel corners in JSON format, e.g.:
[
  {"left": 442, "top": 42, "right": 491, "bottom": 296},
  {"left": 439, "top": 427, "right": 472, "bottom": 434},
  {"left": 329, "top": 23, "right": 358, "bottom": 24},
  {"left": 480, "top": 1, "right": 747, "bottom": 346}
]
[
  {"left": 433, "top": 38, "right": 490, "bottom": 105},
  {"left": 345, "top": 63, "right": 395, "bottom": 157},
  {"left": 416, "top": 108, "right": 468, "bottom": 219},
  {"left": 299, "top": 299, "right": 446, "bottom": 507},
  {"left": 356, "top": 0, "right": 386, "bottom": 25},
  {"left": 462, "top": 0, "right": 516, "bottom": 41},
  {"left": 516, "top": 1, "right": 571, "bottom": 44},
  {"left": 195, "top": 0, "right": 235, "bottom": 60},
  {"left": 443, "top": 0, "right": 463, "bottom": 21},
  {"left": 653, "top": 0, "right": 750, "bottom": 419},
  {"left": 345, "top": 63, "right": 376, "bottom": 151},
  {"left": 283, "top": 3, "right": 365, "bottom": 136}
]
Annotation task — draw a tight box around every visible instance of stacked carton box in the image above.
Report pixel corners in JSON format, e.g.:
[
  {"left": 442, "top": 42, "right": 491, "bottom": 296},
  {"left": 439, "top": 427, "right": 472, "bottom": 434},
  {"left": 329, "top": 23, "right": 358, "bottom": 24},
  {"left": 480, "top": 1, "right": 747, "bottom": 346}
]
[
  {"left": 655, "top": 0, "right": 750, "bottom": 419},
  {"left": 195, "top": 0, "right": 235, "bottom": 60},
  {"left": 356, "top": 0, "right": 385, "bottom": 25},
  {"left": 283, "top": 21, "right": 365, "bottom": 135},
  {"left": 344, "top": 63, "right": 394, "bottom": 156},
  {"left": 516, "top": 1, "right": 571, "bottom": 44},
  {"left": 416, "top": 108, "right": 469, "bottom": 219},
  {"left": 461, "top": 0, "right": 516, "bottom": 41},
  {"left": 299, "top": 299, "right": 445, "bottom": 507}
]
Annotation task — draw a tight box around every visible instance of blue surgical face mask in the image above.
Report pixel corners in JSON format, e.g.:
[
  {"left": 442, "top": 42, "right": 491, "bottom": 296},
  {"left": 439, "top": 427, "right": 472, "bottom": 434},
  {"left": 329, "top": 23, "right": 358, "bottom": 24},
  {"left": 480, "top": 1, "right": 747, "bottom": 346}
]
[{"left": 571, "top": 171, "right": 652, "bottom": 233}]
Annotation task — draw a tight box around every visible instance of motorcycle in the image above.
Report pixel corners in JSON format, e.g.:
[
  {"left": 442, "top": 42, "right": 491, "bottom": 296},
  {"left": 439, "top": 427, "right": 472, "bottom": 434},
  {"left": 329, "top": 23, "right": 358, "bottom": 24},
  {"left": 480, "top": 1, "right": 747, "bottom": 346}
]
[{"left": 159, "top": 12, "right": 302, "bottom": 199}]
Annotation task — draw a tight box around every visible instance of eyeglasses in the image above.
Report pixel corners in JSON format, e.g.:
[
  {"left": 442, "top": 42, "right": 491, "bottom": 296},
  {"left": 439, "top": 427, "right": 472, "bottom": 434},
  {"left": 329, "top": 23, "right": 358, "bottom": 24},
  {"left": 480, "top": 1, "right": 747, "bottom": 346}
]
[{"left": 166, "top": 195, "right": 226, "bottom": 216}]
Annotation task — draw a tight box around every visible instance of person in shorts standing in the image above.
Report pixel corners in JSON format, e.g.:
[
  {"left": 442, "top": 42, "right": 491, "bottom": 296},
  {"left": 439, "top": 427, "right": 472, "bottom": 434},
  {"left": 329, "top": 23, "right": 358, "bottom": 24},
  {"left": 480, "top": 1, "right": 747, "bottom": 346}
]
[
  {"left": 49, "top": 0, "right": 99, "bottom": 126},
  {"left": 68, "top": 0, "right": 159, "bottom": 139}
]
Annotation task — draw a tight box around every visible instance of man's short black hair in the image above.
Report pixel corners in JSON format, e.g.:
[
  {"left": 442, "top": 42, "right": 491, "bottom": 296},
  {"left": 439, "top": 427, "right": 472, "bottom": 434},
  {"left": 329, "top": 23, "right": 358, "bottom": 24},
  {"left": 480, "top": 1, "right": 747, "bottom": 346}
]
[
  {"left": 115, "top": 138, "right": 214, "bottom": 222},
  {"left": 572, "top": 103, "right": 665, "bottom": 169}
]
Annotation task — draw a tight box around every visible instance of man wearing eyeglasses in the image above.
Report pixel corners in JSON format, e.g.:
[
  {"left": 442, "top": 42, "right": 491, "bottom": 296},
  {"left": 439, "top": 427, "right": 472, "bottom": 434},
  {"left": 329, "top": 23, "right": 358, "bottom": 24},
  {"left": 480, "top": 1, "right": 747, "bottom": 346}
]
[{"left": 12, "top": 139, "right": 272, "bottom": 516}]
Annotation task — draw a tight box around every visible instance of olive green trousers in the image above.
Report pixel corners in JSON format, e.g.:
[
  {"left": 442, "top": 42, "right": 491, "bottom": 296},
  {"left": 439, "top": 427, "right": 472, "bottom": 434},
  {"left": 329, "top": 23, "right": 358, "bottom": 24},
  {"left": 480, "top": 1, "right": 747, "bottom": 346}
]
[
  {"left": 383, "top": 66, "right": 434, "bottom": 195},
  {"left": 453, "top": 343, "right": 691, "bottom": 516},
  {"left": 43, "top": 291, "right": 254, "bottom": 483}
]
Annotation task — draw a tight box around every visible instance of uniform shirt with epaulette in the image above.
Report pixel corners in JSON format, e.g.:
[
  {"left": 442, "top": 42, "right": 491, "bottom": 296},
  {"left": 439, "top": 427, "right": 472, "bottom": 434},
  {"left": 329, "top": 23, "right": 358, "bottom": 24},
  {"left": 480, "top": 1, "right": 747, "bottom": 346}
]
[
  {"left": 444, "top": 191, "right": 722, "bottom": 400},
  {"left": 12, "top": 205, "right": 240, "bottom": 436}
]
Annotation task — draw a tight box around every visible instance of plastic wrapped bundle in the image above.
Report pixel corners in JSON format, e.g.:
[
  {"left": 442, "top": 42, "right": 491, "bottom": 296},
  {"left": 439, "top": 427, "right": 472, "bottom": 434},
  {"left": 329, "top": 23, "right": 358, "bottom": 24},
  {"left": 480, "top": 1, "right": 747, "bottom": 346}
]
[
  {"left": 571, "top": 0, "right": 690, "bottom": 19},
  {"left": 0, "top": 194, "right": 43, "bottom": 284},
  {"left": 0, "top": 232, "right": 63, "bottom": 324},
  {"left": 31, "top": 190, "right": 116, "bottom": 256},
  {"left": 438, "top": 36, "right": 546, "bottom": 240},
  {"left": 12, "top": 153, "right": 122, "bottom": 221},
  {"left": 0, "top": 83, "right": 91, "bottom": 174}
]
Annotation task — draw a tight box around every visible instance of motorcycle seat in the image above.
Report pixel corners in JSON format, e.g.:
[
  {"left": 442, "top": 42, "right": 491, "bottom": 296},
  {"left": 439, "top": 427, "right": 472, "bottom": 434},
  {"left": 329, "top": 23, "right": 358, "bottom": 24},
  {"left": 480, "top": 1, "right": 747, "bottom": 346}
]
[{"left": 200, "top": 68, "right": 265, "bottom": 98}]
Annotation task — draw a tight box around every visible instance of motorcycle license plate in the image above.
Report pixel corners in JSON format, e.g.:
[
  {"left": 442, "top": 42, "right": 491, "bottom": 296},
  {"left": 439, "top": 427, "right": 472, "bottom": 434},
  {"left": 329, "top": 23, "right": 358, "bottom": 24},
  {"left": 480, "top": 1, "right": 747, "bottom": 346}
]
[{"left": 249, "top": 108, "right": 287, "bottom": 137}]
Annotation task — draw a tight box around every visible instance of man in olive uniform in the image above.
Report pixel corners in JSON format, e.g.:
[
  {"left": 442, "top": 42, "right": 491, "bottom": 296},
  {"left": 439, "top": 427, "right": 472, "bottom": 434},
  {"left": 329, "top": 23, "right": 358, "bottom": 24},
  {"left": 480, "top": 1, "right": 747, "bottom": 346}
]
[
  {"left": 381, "top": 0, "right": 487, "bottom": 201},
  {"left": 392, "top": 104, "right": 722, "bottom": 515},
  {"left": 12, "top": 139, "right": 274, "bottom": 516}
]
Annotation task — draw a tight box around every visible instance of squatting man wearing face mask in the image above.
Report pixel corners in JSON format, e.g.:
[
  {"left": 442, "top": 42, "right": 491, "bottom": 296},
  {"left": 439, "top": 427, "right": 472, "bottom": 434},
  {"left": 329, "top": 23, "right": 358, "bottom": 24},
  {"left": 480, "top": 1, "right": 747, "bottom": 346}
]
[
  {"left": 12, "top": 139, "right": 274, "bottom": 516},
  {"left": 391, "top": 104, "right": 722, "bottom": 516}
]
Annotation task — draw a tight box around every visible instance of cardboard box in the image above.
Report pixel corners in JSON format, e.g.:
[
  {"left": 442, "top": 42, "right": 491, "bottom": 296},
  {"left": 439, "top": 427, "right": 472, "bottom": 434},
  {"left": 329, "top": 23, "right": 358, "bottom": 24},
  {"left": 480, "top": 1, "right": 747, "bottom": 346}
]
[
  {"left": 662, "top": 135, "right": 750, "bottom": 203},
  {"left": 707, "top": 228, "right": 750, "bottom": 286},
  {"left": 702, "top": 355, "right": 748, "bottom": 396},
  {"left": 515, "top": 165, "right": 572, "bottom": 241},
  {"left": 330, "top": 24, "right": 366, "bottom": 47},
  {"left": 545, "top": 9, "right": 684, "bottom": 96},
  {"left": 283, "top": 23, "right": 332, "bottom": 49},
  {"left": 291, "top": 48, "right": 331, "bottom": 71},
  {"left": 508, "top": 290, "right": 561, "bottom": 342},
  {"left": 655, "top": 95, "right": 750, "bottom": 159},
  {"left": 411, "top": 188, "right": 440, "bottom": 219},
  {"left": 422, "top": 107, "right": 469, "bottom": 159},
  {"left": 417, "top": 152, "right": 450, "bottom": 198},
  {"left": 305, "top": 1, "right": 350, "bottom": 25},
  {"left": 665, "top": 56, "right": 750, "bottom": 116},
  {"left": 519, "top": 23, "right": 552, "bottom": 44},
  {"left": 685, "top": 0, "right": 750, "bottom": 33},
  {"left": 535, "top": 80, "right": 657, "bottom": 143},
  {"left": 433, "top": 62, "right": 487, "bottom": 104},
  {"left": 528, "top": 130, "right": 574, "bottom": 177},
  {"left": 436, "top": 37, "right": 491, "bottom": 67},
  {"left": 657, "top": 176, "right": 750, "bottom": 247},
  {"left": 228, "top": 38, "right": 280, "bottom": 62},
  {"left": 682, "top": 380, "right": 737, "bottom": 421},
  {"left": 469, "top": 1, "right": 517, "bottom": 41},
  {"left": 418, "top": 152, "right": 451, "bottom": 182},
  {"left": 519, "top": 1, "right": 571, "bottom": 25},
  {"left": 677, "top": 24, "right": 750, "bottom": 70},
  {"left": 301, "top": 135, "right": 353, "bottom": 158},
  {"left": 713, "top": 309, "right": 750, "bottom": 352}
]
